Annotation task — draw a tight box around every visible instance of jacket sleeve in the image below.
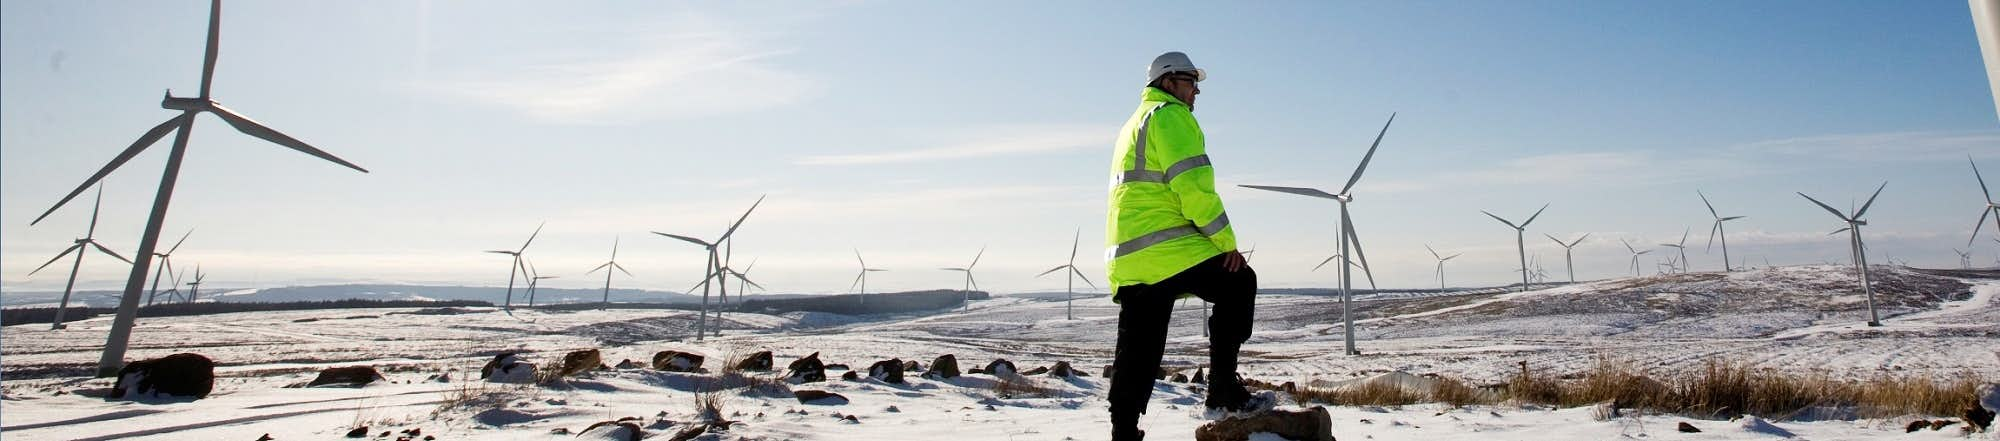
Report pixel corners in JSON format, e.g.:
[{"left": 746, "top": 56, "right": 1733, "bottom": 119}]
[{"left": 1149, "top": 107, "right": 1237, "bottom": 252}]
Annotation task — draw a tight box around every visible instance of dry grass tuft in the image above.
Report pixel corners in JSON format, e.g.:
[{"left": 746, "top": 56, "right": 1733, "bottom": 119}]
[{"left": 993, "top": 375, "right": 1056, "bottom": 399}]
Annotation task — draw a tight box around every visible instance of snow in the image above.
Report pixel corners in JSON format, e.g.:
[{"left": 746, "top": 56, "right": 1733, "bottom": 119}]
[{"left": 1, "top": 265, "right": 1995, "bottom": 440}]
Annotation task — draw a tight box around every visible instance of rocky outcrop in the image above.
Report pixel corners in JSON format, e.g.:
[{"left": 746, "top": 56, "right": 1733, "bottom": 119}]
[
  {"left": 1194, "top": 406, "right": 1334, "bottom": 441},
  {"left": 734, "top": 351, "right": 774, "bottom": 371},
  {"left": 984, "top": 359, "right": 1017, "bottom": 376},
  {"left": 867, "top": 359, "right": 905, "bottom": 384},
  {"left": 482, "top": 353, "right": 536, "bottom": 383},
  {"left": 902, "top": 359, "right": 923, "bottom": 373},
  {"left": 924, "top": 355, "right": 960, "bottom": 379},
  {"left": 794, "top": 389, "right": 848, "bottom": 405},
  {"left": 1050, "top": 361, "right": 1078, "bottom": 378},
  {"left": 306, "top": 366, "right": 384, "bottom": 388},
  {"left": 787, "top": 352, "right": 826, "bottom": 383},
  {"left": 558, "top": 349, "right": 602, "bottom": 377},
  {"left": 112, "top": 353, "right": 215, "bottom": 399},
  {"left": 652, "top": 351, "right": 705, "bottom": 372}
]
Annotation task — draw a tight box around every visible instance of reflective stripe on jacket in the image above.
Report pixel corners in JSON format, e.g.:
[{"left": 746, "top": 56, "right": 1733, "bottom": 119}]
[{"left": 1104, "top": 87, "right": 1237, "bottom": 302}]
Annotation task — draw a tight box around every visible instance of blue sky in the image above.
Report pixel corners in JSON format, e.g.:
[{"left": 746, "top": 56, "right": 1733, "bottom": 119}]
[{"left": 3, "top": 1, "right": 1996, "bottom": 294}]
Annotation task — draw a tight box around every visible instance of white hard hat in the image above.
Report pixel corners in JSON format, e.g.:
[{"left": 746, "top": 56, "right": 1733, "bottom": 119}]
[{"left": 1146, "top": 51, "right": 1205, "bottom": 86}]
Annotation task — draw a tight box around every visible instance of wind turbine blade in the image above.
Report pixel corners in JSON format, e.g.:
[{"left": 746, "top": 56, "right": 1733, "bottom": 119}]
[
  {"left": 1621, "top": 239, "right": 1637, "bottom": 254},
  {"left": 1071, "top": 267, "right": 1099, "bottom": 290},
  {"left": 1544, "top": 234, "right": 1565, "bottom": 248},
  {"left": 1679, "top": 227, "right": 1689, "bottom": 246},
  {"left": 652, "top": 232, "right": 711, "bottom": 247},
  {"left": 164, "top": 229, "right": 194, "bottom": 255},
  {"left": 1522, "top": 204, "right": 1550, "bottom": 227},
  {"left": 738, "top": 276, "right": 766, "bottom": 291},
  {"left": 1344, "top": 216, "right": 1378, "bottom": 290},
  {"left": 90, "top": 241, "right": 133, "bottom": 264},
  {"left": 940, "top": 267, "right": 966, "bottom": 272},
  {"left": 32, "top": 115, "right": 185, "bottom": 225},
  {"left": 199, "top": 0, "right": 220, "bottom": 97},
  {"left": 1338, "top": 112, "right": 1396, "bottom": 195},
  {"left": 1797, "top": 193, "right": 1848, "bottom": 220},
  {"left": 970, "top": 246, "right": 986, "bottom": 269},
  {"left": 1854, "top": 182, "right": 1888, "bottom": 218},
  {"left": 1425, "top": 244, "right": 1440, "bottom": 260},
  {"left": 29, "top": 245, "right": 84, "bottom": 276},
  {"left": 720, "top": 195, "right": 766, "bottom": 240},
  {"left": 1828, "top": 227, "right": 1850, "bottom": 236},
  {"left": 1311, "top": 253, "right": 1340, "bottom": 272},
  {"left": 854, "top": 249, "right": 865, "bottom": 268},
  {"left": 1571, "top": 233, "right": 1591, "bottom": 247},
  {"left": 1038, "top": 265, "right": 1068, "bottom": 277},
  {"left": 1974, "top": 208, "right": 1993, "bottom": 246},
  {"left": 1698, "top": 190, "right": 1719, "bottom": 218},
  {"left": 587, "top": 262, "right": 612, "bottom": 275},
  {"left": 689, "top": 277, "right": 713, "bottom": 295},
  {"left": 848, "top": 272, "right": 865, "bottom": 292},
  {"left": 1720, "top": 216, "right": 1745, "bottom": 221},
  {"left": 87, "top": 185, "right": 105, "bottom": 236},
  {"left": 484, "top": 250, "right": 517, "bottom": 255},
  {"left": 1240, "top": 185, "right": 1341, "bottom": 200},
  {"left": 519, "top": 221, "right": 545, "bottom": 252},
  {"left": 208, "top": 104, "right": 369, "bottom": 173},
  {"left": 614, "top": 262, "right": 634, "bottom": 277},
  {"left": 1444, "top": 254, "right": 1461, "bottom": 260},
  {"left": 1070, "top": 229, "right": 1082, "bottom": 264},
  {"left": 1974, "top": 156, "right": 1995, "bottom": 202},
  {"left": 1708, "top": 221, "right": 1721, "bottom": 251},
  {"left": 1481, "top": 211, "right": 1520, "bottom": 230},
  {"left": 610, "top": 236, "right": 620, "bottom": 260}
]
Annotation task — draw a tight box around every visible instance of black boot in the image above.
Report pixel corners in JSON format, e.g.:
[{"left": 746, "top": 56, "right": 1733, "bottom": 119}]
[
  {"left": 1111, "top": 412, "right": 1145, "bottom": 440},
  {"left": 1204, "top": 374, "right": 1252, "bottom": 411}
]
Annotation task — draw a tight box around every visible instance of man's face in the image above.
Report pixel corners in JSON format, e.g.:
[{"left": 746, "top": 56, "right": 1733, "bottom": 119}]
[{"left": 1162, "top": 73, "right": 1200, "bottom": 108}]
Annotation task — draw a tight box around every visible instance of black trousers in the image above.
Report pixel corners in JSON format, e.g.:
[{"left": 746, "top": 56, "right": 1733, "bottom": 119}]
[{"left": 1107, "top": 254, "right": 1257, "bottom": 418}]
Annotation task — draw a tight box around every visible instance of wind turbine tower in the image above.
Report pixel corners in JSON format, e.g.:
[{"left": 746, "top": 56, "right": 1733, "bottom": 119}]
[
  {"left": 27, "top": 186, "right": 132, "bottom": 330},
  {"left": 1699, "top": 191, "right": 1747, "bottom": 271},
  {"left": 1659, "top": 228, "right": 1690, "bottom": 274},
  {"left": 1482, "top": 204, "right": 1549, "bottom": 292},
  {"left": 1425, "top": 244, "right": 1461, "bottom": 291},
  {"left": 1037, "top": 230, "right": 1097, "bottom": 320},
  {"left": 1544, "top": 233, "right": 1587, "bottom": 283},
  {"left": 1621, "top": 239, "right": 1652, "bottom": 277},
  {"left": 1967, "top": 157, "right": 2000, "bottom": 247},
  {"left": 1799, "top": 182, "right": 1888, "bottom": 327},
  {"left": 654, "top": 195, "right": 764, "bottom": 340},
  {"left": 585, "top": 237, "right": 633, "bottom": 310},
  {"left": 849, "top": 250, "right": 888, "bottom": 302},
  {"left": 483, "top": 222, "right": 544, "bottom": 310},
  {"left": 940, "top": 246, "right": 986, "bottom": 311},
  {"left": 146, "top": 229, "right": 194, "bottom": 306},
  {"left": 1240, "top": 113, "right": 1395, "bottom": 356}
]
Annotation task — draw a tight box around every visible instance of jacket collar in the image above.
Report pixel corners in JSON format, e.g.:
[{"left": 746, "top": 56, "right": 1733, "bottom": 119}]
[{"left": 1142, "top": 87, "right": 1186, "bottom": 106}]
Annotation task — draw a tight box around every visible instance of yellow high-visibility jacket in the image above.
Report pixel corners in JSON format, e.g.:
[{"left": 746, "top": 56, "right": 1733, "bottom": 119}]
[{"left": 1105, "top": 87, "right": 1237, "bottom": 301}]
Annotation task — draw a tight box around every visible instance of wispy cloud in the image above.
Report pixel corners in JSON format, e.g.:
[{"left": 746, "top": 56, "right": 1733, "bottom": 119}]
[
  {"left": 1731, "top": 130, "right": 2000, "bottom": 162},
  {"left": 422, "top": 17, "right": 819, "bottom": 124},
  {"left": 1364, "top": 150, "right": 1756, "bottom": 194},
  {"left": 794, "top": 124, "right": 1112, "bottom": 165}
]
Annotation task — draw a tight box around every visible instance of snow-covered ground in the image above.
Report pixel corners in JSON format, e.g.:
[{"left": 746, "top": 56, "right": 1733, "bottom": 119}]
[{"left": 2, "top": 265, "right": 1995, "bottom": 440}]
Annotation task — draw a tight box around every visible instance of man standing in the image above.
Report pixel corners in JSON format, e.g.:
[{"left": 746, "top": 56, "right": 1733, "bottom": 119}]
[{"left": 1105, "top": 51, "right": 1257, "bottom": 441}]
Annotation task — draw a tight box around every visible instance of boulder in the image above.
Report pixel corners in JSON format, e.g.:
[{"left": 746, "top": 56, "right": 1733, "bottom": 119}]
[
  {"left": 735, "top": 351, "right": 774, "bottom": 371},
  {"left": 344, "top": 427, "right": 368, "bottom": 438},
  {"left": 482, "top": 353, "right": 537, "bottom": 384},
  {"left": 1193, "top": 405, "right": 1334, "bottom": 441},
  {"left": 786, "top": 352, "right": 826, "bottom": 383},
  {"left": 902, "top": 359, "right": 923, "bottom": 373},
  {"left": 794, "top": 389, "right": 849, "bottom": 405},
  {"left": 1905, "top": 420, "right": 1929, "bottom": 433},
  {"left": 1021, "top": 366, "right": 1050, "bottom": 376},
  {"left": 867, "top": 358, "right": 905, "bottom": 384},
  {"left": 924, "top": 355, "right": 960, "bottom": 379},
  {"left": 615, "top": 359, "right": 642, "bottom": 369},
  {"left": 841, "top": 371, "right": 860, "bottom": 381},
  {"left": 1968, "top": 404, "right": 1994, "bottom": 433},
  {"left": 577, "top": 421, "right": 644, "bottom": 441},
  {"left": 652, "top": 351, "right": 705, "bottom": 372},
  {"left": 825, "top": 363, "right": 851, "bottom": 371},
  {"left": 1930, "top": 420, "right": 1958, "bottom": 431},
  {"left": 111, "top": 353, "right": 215, "bottom": 399},
  {"left": 1192, "top": 368, "right": 1206, "bottom": 384},
  {"left": 1050, "top": 361, "right": 1078, "bottom": 378},
  {"left": 1678, "top": 422, "right": 1701, "bottom": 433},
  {"left": 307, "top": 366, "right": 384, "bottom": 388},
  {"left": 558, "top": 349, "right": 602, "bottom": 377},
  {"left": 984, "top": 359, "right": 1017, "bottom": 376}
]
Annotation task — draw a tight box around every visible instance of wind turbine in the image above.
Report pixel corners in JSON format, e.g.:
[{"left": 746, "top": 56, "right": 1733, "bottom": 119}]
[
  {"left": 1658, "top": 228, "right": 1690, "bottom": 274},
  {"left": 585, "top": 237, "right": 634, "bottom": 310},
  {"left": 1799, "top": 182, "right": 1888, "bottom": 327},
  {"left": 1543, "top": 233, "right": 1587, "bottom": 283},
  {"left": 1699, "top": 191, "right": 1747, "bottom": 271},
  {"left": 1241, "top": 113, "right": 1395, "bottom": 356},
  {"left": 523, "top": 258, "right": 556, "bottom": 307},
  {"left": 146, "top": 229, "right": 194, "bottom": 306},
  {"left": 184, "top": 266, "right": 206, "bottom": 303},
  {"left": 1036, "top": 229, "right": 1097, "bottom": 320},
  {"left": 1425, "top": 245, "right": 1461, "bottom": 291},
  {"left": 1953, "top": 248, "right": 1973, "bottom": 270},
  {"left": 726, "top": 258, "right": 764, "bottom": 298},
  {"left": 654, "top": 195, "right": 765, "bottom": 340},
  {"left": 26, "top": 0, "right": 370, "bottom": 377},
  {"left": 27, "top": 186, "right": 133, "bottom": 330},
  {"left": 1621, "top": 239, "right": 1653, "bottom": 277},
  {"left": 1482, "top": 204, "right": 1549, "bottom": 293},
  {"left": 849, "top": 249, "right": 889, "bottom": 302},
  {"left": 940, "top": 246, "right": 986, "bottom": 311},
  {"left": 1968, "top": 156, "right": 2000, "bottom": 247},
  {"left": 483, "top": 222, "right": 544, "bottom": 311}
]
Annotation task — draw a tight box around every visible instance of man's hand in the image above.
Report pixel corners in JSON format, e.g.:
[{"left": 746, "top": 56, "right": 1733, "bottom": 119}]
[{"left": 1222, "top": 250, "right": 1247, "bottom": 272}]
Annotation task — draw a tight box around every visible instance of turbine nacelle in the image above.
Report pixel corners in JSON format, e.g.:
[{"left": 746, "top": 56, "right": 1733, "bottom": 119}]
[{"left": 160, "top": 94, "right": 213, "bottom": 112}]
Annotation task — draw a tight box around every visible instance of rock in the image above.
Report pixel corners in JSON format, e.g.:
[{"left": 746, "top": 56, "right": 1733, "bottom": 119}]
[
  {"left": 1967, "top": 404, "right": 1995, "bottom": 433},
  {"left": 1194, "top": 405, "right": 1334, "bottom": 441},
  {"left": 1678, "top": 421, "right": 1701, "bottom": 433},
  {"left": 306, "top": 366, "right": 384, "bottom": 388},
  {"left": 1192, "top": 368, "right": 1206, "bottom": 384},
  {"left": 481, "top": 353, "right": 536, "bottom": 384},
  {"left": 1050, "top": 361, "right": 1078, "bottom": 378},
  {"left": 615, "top": 359, "right": 641, "bottom": 369},
  {"left": 968, "top": 368, "right": 984, "bottom": 375},
  {"left": 664, "top": 424, "right": 706, "bottom": 441},
  {"left": 867, "top": 358, "right": 905, "bottom": 384},
  {"left": 577, "top": 420, "right": 644, "bottom": 441},
  {"left": 903, "top": 359, "right": 923, "bottom": 372},
  {"left": 841, "top": 371, "right": 859, "bottom": 381},
  {"left": 256, "top": 434, "right": 273, "bottom": 441},
  {"left": 1907, "top": 420, "right": 1930, "bottom": 433},
  {"left": 652, "top": 351, "right": 705, "bottom": 372},
  {"left": 559, "top": 349, "right": 602, "bottom": 377},
  {"left": 1171, "top": 373, "right": 1190, "bottom": 383},
  {"left": 794, "top": 389, "right": 849, "bottom": 405},
  {"left": 111, "top": 353, "right": 215, "bottom": 399},
  {"left": 825, "top": 363, "right": 851, "bottom": 371},
  {"left": 344, "top": 427, "right": 368, "bottom": 438},
  {"left": 1931, "top": 419, "right": 1957, "bottom": 430},
  {"left": 925, "top": 355, "right": 960, "bottom": 379},
  {"left": 1021, "top": 366, "right": 1050, "bottom": 376},
  {"left": 787, "top": 352, "right": 826, "bottom": 383},
  {"left": 984, "top": 359, "right": 1017, "bottom": 376},
  {"left": 735, "top": 351, "right": 774, "bottom": 371}
]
